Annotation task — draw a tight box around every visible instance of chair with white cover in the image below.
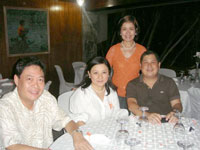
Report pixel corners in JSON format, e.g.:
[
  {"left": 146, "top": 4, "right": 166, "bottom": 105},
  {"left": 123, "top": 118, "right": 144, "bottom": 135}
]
[
  {"left": 58, "top": 91, "right": 74, "bottom": 114},
  {"left": 188, "top": 87, "right": 200, "bottom": 120},
  {"left": 72, "top": 62, "right": 86, "bottom": 85},
  {"left": 159, "top": 68, "right": 176, "bottom": 78},
  {"left": 54, "top": 65, "right": 75, "bottom": 95},
  {"left": 44, "top": 80, "right": 52, "bottom": 91},
  {"left": 188, "top": 69, "right": 200, "bottom": 78},
  {"left": 0, "top": 74, "right": 2, "bottom": 79}
]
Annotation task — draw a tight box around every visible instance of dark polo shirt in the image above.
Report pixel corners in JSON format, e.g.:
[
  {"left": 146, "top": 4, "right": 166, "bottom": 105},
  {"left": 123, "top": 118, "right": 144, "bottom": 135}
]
[{"left": 126, "top": 74, "right": 180, "bottom": 115}]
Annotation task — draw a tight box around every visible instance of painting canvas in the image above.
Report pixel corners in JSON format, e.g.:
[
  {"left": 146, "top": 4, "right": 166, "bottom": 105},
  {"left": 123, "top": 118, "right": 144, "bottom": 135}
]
[{"left": 4, "top": 7, "right": 50, "bottom": 56}]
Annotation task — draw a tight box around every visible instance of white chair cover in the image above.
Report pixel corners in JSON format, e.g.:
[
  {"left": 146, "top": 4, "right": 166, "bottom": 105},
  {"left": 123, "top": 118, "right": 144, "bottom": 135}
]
[
  {"left": 188, "top": 69, "right": 200, "bottom": 77},
  {"left": 0, "top": 74, "right": 2, "bottom": 79},
  {"left": 188, "top": 87, "right": 200, "bottom": 120},
  {"left": 44, "top": 80, "right": 52, "bottom": 91},
  {"left": 54, "top": 65, "right": 75, "bottom": 95},
  {"left": 72, "top": 62, "right": 86, "bottom": 85},
  {"left": 58, "top": 91, "right": 74, "bottom": 114},
  {"left": 159, "top": 68, "right": 176, "bottom": 78}
]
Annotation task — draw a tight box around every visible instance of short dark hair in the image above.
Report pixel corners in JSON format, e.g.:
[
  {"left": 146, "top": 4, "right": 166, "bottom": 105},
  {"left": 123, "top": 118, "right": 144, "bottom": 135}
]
[
  {"left": 140, "top": 50, "right": 160, "bottom": 63},
  {"left": 79, "top": 56, "right": 115, "bottom": 95},
  {"left": 118, "top": 15, "right": 140, "bottom": 41},
  {"left": 14, "top": 56, "right": 46, "bottom": 78}
]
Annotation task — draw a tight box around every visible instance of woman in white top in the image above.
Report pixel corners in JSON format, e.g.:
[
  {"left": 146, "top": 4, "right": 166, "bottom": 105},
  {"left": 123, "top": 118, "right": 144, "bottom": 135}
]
[{"left": 70, "top": 57, "right": 127, "bottom": 126}]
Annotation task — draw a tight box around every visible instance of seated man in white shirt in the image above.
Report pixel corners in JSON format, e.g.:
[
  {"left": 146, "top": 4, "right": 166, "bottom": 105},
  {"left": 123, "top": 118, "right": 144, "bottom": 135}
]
[{"left": 0, "top": 56, "right": 93, "bottom": 150}]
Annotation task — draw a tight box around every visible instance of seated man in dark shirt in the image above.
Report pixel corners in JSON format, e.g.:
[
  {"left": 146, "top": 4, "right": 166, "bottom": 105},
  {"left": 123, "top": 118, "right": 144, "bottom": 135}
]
[{"left": 126, "top": 50, "right": 182, "bottom": 124}]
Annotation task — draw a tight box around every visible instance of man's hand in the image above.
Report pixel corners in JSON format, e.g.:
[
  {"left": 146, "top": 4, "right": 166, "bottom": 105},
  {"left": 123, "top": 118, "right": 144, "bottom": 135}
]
[
  {"left": 166, "top": 112, "right": 178, "bottom": 123},
  {"left": 72, "top": 132, "right": 93, "bottom": 150},
  {"left": 146, "top": 112, "right": 162, "bottom": 124}
]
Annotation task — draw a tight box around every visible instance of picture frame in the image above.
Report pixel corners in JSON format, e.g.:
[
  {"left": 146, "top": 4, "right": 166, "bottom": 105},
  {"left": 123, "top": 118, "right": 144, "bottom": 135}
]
[{"left": 3, "top": 6, "right": 50, "bottom": 57}]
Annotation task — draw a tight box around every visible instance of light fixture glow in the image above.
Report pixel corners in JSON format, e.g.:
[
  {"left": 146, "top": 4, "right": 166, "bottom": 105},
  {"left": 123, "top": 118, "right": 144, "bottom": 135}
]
[{"left": 76, "top": 0, "right": 84, "bottom": 6}]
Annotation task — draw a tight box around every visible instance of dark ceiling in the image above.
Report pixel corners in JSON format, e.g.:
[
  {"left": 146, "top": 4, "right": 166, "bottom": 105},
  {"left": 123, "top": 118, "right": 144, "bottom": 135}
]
[{"left": 84, "top": 0, "right": 200, "bottom": 11}]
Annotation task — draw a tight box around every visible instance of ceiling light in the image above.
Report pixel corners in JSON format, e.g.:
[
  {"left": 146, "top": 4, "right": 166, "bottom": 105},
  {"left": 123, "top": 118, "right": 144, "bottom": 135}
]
[{"left": 76, "top": 0, "right": 84, "bottom": 6}]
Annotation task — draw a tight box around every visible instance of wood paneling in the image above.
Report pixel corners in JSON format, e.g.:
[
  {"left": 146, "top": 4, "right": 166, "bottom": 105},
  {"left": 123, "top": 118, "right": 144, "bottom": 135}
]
[{"left": 0, "top": 0, "right": 82, "bottom": 97}]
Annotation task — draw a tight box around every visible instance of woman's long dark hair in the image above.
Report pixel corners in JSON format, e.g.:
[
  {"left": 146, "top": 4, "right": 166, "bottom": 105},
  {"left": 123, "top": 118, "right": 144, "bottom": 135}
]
[{"left": 78, "top": 56, "right": 115, "bottom": 95}]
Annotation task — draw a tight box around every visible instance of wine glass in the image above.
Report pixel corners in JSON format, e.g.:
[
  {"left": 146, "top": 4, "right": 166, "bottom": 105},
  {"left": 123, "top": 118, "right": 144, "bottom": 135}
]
[
  {"left": 173, "top": 110, "right": 185, "bottom": 134},
  {"left": 115, "top": 117, "right": 129, "bottom": 144},
  {"left": 125, "top": 138, "right": 141, "bottom": 150},
  {"left": 173, "top": 110, "right": 188, "bottom": 149},
  {"left": 139, "top": 106, "right": 149, "bottom": 124}
]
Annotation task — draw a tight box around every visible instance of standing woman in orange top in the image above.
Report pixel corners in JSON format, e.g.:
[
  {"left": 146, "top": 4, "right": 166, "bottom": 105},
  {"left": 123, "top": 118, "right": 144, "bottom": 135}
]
[{"left": 106, "top": 15, "right": 146, "bottom": 109}]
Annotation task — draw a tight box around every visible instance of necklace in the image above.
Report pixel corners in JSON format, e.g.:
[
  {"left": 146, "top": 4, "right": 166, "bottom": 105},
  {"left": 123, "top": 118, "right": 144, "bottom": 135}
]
[
  {"left": 92, "top": 85, "right": 105, "bottom": 94},
  {"left": 121, "top": 41, "right": 135, "bottom": 50}
]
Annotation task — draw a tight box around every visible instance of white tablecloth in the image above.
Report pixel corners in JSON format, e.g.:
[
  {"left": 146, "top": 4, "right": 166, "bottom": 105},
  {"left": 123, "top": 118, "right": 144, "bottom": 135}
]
[
  {"left": 50, "top": 117, "right": 200, "bottom": 150},
  {"left": 175, "top": 79, "right": 200, "bottom": 119}
]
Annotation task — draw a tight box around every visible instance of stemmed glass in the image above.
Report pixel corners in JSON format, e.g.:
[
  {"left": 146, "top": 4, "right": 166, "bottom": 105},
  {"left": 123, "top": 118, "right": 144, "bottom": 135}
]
[
  {"left": 139, "top": 106, "right": 149, "bottom": 123},
  {"left": 115, "top": 117, "right": 129, "bottom": 144},
  {"left": 173, "top": 110, "right": 190, "bottom": 149},
  {"left": 174, "top": 110, "right": 185, "bottom": 135},
  {"left": 125, "top": 138, "right": 141, "bottom": 150}
]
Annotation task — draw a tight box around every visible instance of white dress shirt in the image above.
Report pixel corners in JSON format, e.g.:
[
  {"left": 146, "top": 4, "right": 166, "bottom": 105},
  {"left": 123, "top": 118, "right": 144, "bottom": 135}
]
[
  {"left": 0, "top": 88, "right": 71, "bottom": 148},
  {"left": 69, "top": 85, "right": 128, "bottom": 123}
]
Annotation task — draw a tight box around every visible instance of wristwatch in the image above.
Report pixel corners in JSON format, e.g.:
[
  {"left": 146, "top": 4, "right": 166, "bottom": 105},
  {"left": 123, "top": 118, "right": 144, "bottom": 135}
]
[{"left": 71, "top": 128, "right": 83, "bottom": 136}]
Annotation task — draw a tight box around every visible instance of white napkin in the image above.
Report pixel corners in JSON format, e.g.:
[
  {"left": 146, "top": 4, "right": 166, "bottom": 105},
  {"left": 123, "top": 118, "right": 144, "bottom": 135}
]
[
  {"left": 0, "top": 78, "right": 9, "bottom": 83},
  {"left": 84, "top": 134, "right": 110, "bottom": 145},
  {"left": 1, "top": 82, "right": 13, "bottom": 86}
]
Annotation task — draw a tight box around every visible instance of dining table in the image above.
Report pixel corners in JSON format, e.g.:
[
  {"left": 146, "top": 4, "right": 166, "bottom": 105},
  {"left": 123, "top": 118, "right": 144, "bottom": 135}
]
[
  {"left": 50, "top": 116, "right": 200, "bottom": 150},
  {"left": 0, "top": 78, "right": 15, "bottom": 98},
  {"left": 174, "top": 77, "right": 200, "bottom": 120}
]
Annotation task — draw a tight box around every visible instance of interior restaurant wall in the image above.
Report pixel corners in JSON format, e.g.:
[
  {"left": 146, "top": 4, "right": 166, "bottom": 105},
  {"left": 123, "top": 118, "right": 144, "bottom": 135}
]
[{"left": 0, "top": 0, "right": 82, "bottom": 96}]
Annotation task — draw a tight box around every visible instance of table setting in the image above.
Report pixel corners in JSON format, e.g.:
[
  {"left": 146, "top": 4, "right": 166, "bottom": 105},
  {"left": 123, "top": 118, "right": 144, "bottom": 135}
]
[{"left": 50, "top": 113, "right": 200, "bottom": 150}]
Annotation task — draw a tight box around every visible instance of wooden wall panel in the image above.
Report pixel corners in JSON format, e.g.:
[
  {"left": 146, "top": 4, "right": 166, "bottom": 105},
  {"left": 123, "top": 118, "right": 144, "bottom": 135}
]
[{"left": 0, "top": 0, "right": 82, "bottom": 97}]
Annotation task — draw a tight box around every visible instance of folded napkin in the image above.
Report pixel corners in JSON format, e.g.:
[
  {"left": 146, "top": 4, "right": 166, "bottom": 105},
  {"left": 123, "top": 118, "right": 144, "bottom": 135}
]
[
  {"left": 0, "top": 78, "right": 9, "bottom": 83},
  {"left": 84, "top": 134, "right": 110, "bottom": 145},
  {"left": 1, "top": 82, "right": 13, "bottom": 86}
]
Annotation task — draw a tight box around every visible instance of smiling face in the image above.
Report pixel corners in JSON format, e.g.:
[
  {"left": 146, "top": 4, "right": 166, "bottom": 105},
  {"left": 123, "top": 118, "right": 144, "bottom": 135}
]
[
  {"left": 120, "top": 21, "right": 136, "bottom": 42},
  {"left": 141, "top": 54, "right": 161, "bottom": 79},
  {"left": 14, "top": 65, "right": 45, "bottom": 109},
  {"left": 88, "top": 64, "right": 109, "bottom": 89}
]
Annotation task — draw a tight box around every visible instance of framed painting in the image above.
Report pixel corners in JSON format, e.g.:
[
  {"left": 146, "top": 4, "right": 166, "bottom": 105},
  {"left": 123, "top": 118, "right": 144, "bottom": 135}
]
[{"left": 3, "top": 7, "right": 50, "bottom": 57}]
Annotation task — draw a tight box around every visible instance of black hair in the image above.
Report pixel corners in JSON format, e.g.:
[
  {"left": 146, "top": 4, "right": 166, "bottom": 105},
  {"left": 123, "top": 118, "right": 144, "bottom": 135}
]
[
  {"left": 118, "top": 15, "right": 140, "bottom": 41},
  {"left": 79, "top": 56, "right": 115, "bottom": 95},
  {"left": 140, "top": 50, "right": 160, "bottom": 63},
  {"left": 13, "top": 56, "right": 46, "bottom": 78}
]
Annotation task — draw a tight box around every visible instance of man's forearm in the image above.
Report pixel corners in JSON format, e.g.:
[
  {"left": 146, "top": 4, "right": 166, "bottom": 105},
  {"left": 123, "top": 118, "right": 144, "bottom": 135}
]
[
  {"left": 7, "top": 144, "right": 47, "bottom": 150},
  {"left": 172, "top": 102, "right": 182, "bottom": 113},
  {"left": 127, "top": 99, "right": 143, "bottom": 116},
  {"left": 64, "top": 120, "right": 79, "bottom": 135}
]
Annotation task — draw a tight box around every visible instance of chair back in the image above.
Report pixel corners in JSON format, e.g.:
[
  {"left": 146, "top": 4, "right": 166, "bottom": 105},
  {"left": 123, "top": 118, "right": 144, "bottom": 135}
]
[
  {"left": 188, "top": 69, "right": 200, "bottom": 77},
  {"left": 44, "top": 80, "right": 52, "bottom": 91},
  {"left": 54, "top": 65, "right": 75, "bottom": 95},
  {"left": 58, "top": 91, "right": 74, "bottom": 114},
  {"left": 72, "top": 61, "right": 86, "bottom": 69},
  {"left": 0, "top": 74, "right": 2, "bottom": 79},
  {"left": 188, "top": 87, "right": 200, "bottom": 120},
  {"left": 54, "top": 65, "right": 66, "bottom": 83},
  {"left": 72, "top": 62, "right": 86, "bottom": 85},
  {"left": 159, "top": 68, "right": 176, "bottom": 78}
]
